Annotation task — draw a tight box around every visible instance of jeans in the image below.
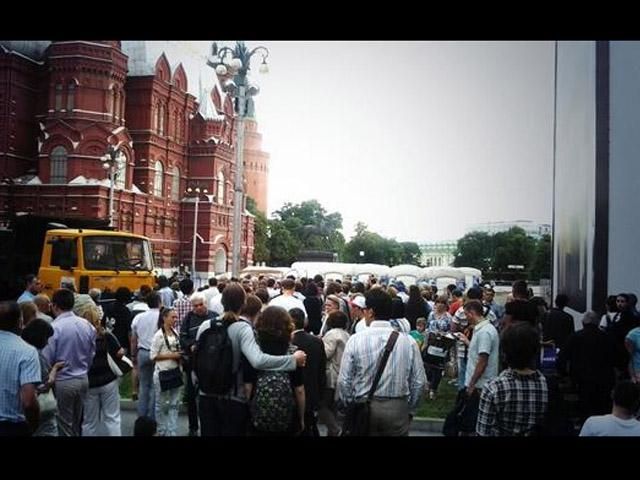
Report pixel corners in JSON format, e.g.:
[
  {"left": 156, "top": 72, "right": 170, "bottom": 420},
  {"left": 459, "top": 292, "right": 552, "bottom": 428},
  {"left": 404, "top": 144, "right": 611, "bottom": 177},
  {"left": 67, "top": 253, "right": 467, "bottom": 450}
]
[
  {"left": 82, "top": 378, "right": 121, "bottom": 436},
  {"left": 154, "top": 374, "right": 181, "bottom": 436},
  {"left": 137, "top": 349, "right": 155, "bottom": 419}
]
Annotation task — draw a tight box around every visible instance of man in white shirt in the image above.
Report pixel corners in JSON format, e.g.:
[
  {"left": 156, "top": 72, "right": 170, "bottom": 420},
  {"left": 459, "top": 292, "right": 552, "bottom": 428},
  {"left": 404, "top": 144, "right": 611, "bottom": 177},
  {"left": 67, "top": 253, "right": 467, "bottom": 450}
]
[
  {"left": 130, "top": 291, "right": 161, "bottom": 419},
  {"left": 580, "top": 381, "right": 640, "bottom": 436},
  {"left": 269, "top": 279, "right": 307, "bottom": 317}
]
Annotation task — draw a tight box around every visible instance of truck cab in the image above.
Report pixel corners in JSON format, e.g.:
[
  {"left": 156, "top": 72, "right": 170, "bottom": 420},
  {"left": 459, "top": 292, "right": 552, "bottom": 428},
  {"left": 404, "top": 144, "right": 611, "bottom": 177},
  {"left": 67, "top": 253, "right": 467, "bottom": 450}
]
[{"left": 39, "top": 229, "right": 156, "bottom": 296}]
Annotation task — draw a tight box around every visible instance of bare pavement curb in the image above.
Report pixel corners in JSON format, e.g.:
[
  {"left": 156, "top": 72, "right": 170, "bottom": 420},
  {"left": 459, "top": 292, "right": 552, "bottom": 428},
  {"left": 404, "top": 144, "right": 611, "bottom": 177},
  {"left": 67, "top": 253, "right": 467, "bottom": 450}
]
[{"left": 119, "top": 399, "right": 445, "bottom": 434}]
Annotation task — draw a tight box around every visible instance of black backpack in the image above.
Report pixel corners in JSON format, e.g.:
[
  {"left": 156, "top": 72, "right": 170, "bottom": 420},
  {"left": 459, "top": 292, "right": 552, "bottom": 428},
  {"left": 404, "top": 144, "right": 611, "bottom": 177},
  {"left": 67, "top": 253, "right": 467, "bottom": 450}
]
[{"left": 194, "top": 318, "right": 234, "bottom": 395}]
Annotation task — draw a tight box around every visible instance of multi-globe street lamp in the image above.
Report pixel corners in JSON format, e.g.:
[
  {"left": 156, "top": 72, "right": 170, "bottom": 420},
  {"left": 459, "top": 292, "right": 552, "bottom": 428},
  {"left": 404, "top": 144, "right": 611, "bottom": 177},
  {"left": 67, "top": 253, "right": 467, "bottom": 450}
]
[{"left": 207, "top": 41, "right": 269, "bottom": 277}]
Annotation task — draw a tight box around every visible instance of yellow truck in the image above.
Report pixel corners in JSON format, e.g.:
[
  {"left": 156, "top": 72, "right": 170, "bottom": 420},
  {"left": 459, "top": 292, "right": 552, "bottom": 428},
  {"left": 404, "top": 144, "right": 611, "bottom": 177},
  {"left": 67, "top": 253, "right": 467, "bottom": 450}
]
[{"left": 38, "top": 228, "right": 156, "bottom": 297}]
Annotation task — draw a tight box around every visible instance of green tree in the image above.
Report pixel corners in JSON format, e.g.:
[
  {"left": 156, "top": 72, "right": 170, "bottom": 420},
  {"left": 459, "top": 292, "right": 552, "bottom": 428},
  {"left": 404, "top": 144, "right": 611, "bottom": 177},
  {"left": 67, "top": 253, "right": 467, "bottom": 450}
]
[
  {"left": 343, "top": 223, "right": 388, "bottom": 264},
  {"left": 453, "top": 232, "right": 494, "bottom": 271},
  {"left": 272, "top": 200, "right": 345, "bottom": 254},
  {"left": 492, "top": 227, "right": 536, "bottom": 274},
  {"left": 266, "top": 219, "right": 299, "bottom": 266},
  {"left": 530, "top": 234, "right": 551, "bottom": 280},
  {"left": 246, "top": 197, "right": 269, "bottom": 264},
  {"left": 343, "top": 225, "right": 419, "bottom": 266},
  {"left": 400, "top": 241, "right": 422, "bottom": 265}
]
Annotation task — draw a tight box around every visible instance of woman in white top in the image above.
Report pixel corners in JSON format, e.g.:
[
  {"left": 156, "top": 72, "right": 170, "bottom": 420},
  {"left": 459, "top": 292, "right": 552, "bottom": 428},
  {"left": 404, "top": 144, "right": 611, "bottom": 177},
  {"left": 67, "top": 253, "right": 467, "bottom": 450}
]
[{"left": 150, "top": 307, "right": 183, "bottom": 436}]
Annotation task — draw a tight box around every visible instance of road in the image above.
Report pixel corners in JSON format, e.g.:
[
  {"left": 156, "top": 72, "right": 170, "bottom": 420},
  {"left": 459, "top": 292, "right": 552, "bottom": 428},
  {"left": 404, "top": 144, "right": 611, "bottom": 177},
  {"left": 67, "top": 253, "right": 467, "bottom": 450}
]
[{"left": 120, "top": 410, "right": 440, "bottom": 436}]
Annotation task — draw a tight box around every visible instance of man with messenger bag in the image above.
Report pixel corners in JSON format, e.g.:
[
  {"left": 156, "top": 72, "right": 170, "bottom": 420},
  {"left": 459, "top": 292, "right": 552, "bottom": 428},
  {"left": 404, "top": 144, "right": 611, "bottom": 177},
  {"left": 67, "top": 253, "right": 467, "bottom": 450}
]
[{"left": 337, "top": 288, "right": 427, "bottom": 436}]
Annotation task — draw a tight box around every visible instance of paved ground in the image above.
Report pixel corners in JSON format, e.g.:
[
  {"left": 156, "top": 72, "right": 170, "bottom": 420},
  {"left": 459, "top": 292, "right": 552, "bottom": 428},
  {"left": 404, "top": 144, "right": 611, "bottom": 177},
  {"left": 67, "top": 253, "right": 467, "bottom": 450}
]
[{"left": 120, "top": 409, "right": 441, "bottom": 437}]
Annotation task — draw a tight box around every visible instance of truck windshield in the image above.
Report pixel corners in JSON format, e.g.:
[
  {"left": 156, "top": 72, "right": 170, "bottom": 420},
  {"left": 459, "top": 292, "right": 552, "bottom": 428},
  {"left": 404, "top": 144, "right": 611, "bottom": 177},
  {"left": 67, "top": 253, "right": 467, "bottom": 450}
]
[{"left": 83, "top": 236, "right": 153, "bottom": 271}]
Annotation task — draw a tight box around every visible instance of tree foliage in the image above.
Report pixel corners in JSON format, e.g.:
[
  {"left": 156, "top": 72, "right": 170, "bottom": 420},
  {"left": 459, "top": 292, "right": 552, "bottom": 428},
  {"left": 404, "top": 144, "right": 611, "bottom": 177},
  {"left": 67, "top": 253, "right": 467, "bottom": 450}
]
[
  {"left": 343, "top": 224, "right": 420, "bottom": 266},
  {"left": 454, "top": 227, "right": 551, "bottom": 280},
  {"left": 246, "top": 197, "right": 270, "bottom": 264}
]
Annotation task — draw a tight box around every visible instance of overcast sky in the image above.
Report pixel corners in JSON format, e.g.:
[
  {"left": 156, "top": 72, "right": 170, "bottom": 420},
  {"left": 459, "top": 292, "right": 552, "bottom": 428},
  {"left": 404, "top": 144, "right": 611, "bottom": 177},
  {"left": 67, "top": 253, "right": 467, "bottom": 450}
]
[{"left": 238, "top": 41, "right": 555, "bottom": 243}]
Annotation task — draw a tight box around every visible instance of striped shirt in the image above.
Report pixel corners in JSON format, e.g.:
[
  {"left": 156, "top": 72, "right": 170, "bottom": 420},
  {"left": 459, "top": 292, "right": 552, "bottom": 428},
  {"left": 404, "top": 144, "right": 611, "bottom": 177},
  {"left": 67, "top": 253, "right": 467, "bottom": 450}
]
[
  {"left": 337, "top": 321, "right": 427, "bottom": 411},
  {"left": 0, "top": 331, "right": 41, "bottom": 422},
  {"left": 476, "top": 369, "right": 548, "bottom": 436}
]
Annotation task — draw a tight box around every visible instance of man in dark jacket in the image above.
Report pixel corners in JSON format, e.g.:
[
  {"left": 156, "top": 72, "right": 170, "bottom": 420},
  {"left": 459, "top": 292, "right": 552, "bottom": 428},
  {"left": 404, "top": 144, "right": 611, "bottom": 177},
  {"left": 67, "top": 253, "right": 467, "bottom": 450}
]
[
  {"left": 179, "top": 292, "right": 217, "bottom": 436},
  {"left": 557, "top": 311, "right": 616, "bottom": 423},
  {"left": 542, "top": 294, "right": 575, "bottom": 353},
  {"left": 289, "top": 307, "right": 327, "bottom": 437}
]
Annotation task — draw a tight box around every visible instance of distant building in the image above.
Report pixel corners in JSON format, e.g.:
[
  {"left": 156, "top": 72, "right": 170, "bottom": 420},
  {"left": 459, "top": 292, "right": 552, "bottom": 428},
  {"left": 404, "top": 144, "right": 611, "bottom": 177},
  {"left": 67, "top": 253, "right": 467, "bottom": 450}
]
[
  {"left": 465, "top": 220, "right": 551, "bottom": 239},
  {"left": 419, "top": 241, "right": 456, "bottom": 267}
]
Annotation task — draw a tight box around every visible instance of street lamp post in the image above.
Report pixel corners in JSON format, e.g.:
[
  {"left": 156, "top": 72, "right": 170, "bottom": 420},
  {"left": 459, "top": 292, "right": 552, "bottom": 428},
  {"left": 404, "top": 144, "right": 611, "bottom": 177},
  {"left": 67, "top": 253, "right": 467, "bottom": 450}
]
[
  {"left": 101, "top": 145, "right": 125, "bottom": 228},
  {"left": 207, "top": 41, "right": 269, "bottom": 278},
  {"left": 186, "top": 186, "right": 208, "bottom": 282}
]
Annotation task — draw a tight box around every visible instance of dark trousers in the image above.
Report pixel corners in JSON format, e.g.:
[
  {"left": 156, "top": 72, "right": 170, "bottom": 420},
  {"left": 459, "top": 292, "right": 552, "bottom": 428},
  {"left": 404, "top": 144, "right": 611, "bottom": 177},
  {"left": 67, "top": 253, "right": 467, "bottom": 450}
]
[
  {"left": 0, "top": 421, "right": 30, "bottom": 436},
  {"left": 301, "top": 410, "right": 320, "bottom": 437},
  {"left": 184, "top": 367, "right": 198, "bottom": 432},
  {"left": 426, "top": 367, "right": 444, "bottom": 393},
  {"left": 198, "top": 396, "right": 249, "bottom": 436}
]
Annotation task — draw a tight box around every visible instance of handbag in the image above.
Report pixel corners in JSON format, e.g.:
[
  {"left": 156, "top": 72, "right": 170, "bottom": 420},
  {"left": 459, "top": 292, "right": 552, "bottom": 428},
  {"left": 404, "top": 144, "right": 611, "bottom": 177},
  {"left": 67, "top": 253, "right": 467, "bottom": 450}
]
[
  {"left": 37, "top": 389, "right": 58, "bottom": 416},
  {"left": 107, "top": 352, "right": 133, "bottom": 377},
  {"left": 159, "top": 367, "right": 184, "bottom": 392},
  {"left": 342, "top": 331, "right": 399, "bottom": 436},
  {"left": 158, "top": 329, "right": 183, "bottom": 392}
]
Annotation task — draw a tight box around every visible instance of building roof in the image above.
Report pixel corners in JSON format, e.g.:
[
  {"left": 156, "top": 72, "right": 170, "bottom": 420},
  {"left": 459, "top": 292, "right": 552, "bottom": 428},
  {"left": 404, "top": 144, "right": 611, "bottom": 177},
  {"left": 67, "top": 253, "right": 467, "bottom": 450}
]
[
  {"left": 0, "top": 40, "right": 50, "bottom": 61},
  {"left": 121, "top": 41, "right": 226, "bottom": 102},
  {"left": 0, "top": 40, "right": 227, "bottom": 115}
]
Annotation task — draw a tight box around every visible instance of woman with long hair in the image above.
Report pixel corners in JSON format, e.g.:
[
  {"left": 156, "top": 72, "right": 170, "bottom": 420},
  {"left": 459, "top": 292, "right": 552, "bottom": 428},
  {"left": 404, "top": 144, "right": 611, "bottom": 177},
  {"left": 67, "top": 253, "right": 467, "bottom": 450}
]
[
  {"left": 150, "top": 307, "right": 183, "bottom": 436},
  {"left": 405, "top": 285, "right": 430, "bottom": 331},
  {"left": 318, "top": 310, "right": 350, "bottom": 436},
  {"left": 77, "top": 301, "right": 123, "bottom": 436},
  {"left": 245, "top": 305, "right": 305, "bottom": 435}
]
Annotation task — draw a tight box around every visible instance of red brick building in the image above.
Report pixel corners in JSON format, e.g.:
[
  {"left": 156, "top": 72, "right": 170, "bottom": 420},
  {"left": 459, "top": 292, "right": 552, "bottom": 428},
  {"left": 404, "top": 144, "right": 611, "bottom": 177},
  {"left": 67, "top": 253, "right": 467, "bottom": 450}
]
[{"left": 0, "top": 40, "right": 270, "bottom": 279}]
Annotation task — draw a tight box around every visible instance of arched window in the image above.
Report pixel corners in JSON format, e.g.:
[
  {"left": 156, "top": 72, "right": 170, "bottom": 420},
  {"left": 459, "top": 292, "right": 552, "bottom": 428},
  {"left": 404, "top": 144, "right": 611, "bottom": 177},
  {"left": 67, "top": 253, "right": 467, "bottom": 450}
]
[
  {"left": 217, "top": 171, "right": 225, "bottom": 205},
  {"left": 154, "top": 161, "right": 164, "bottom": 197},
  {"left": 55, "top": 84, "right": 63, "bottom": 111},
  {"left": 115, "top": 152, "right": 126, "bottom": 189},
  {"left": 67, "top": 83, "right": 76, "bottom": 111},
  {"left": 171, "top": 166, "right": 180, "bottom": 201},
  {"left": 50, "top": 146, "right": 68, "bottom": 184}
]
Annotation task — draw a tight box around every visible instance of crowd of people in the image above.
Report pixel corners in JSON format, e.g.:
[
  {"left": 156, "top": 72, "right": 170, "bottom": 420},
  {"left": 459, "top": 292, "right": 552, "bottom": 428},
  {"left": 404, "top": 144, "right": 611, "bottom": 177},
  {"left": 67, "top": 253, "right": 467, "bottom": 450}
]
[{"left": 1, "top": 271, "right": 640, "bottom": 437}]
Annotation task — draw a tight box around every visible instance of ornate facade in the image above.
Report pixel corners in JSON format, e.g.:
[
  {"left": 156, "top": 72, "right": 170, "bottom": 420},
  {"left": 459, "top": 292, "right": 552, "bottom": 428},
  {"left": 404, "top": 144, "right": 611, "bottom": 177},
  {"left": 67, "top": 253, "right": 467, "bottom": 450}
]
[{"left": 0, "top": 40, "right": 269, "bottom": 278}]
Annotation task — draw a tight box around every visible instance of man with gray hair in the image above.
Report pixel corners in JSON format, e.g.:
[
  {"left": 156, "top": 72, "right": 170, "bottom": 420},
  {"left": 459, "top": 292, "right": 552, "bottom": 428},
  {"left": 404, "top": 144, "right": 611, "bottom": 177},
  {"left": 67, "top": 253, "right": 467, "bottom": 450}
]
[
  {"left": 558, "top": 311, "right": 617, "bottom": 423},
  {"left": 179, "top": 291, "right": 217, "bottom": 436}
]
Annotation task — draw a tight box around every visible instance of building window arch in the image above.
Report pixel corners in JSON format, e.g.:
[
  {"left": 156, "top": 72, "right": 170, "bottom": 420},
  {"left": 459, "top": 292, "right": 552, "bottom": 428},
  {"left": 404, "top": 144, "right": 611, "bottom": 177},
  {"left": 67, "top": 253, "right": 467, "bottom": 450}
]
[
  {"left": 115, "top": 152, "right": 127, "bottom": 189},
  {"left": 50, "top": 146, "right": 68, "bottom": 184},
  {"left": 67, "top": 82, "right": 76, "bottom": 111},
  {"left": 55, "top": 84, "right": 63, "bottom": 111},
  {"left": 217, "top": 171, "right": 225, "bottom": 205},
  {"left": 171, "top": 166, "right": 180, "bottom": 201},
  {"left": 154, "top": 160, "right": 164, "bottom": 197}
]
